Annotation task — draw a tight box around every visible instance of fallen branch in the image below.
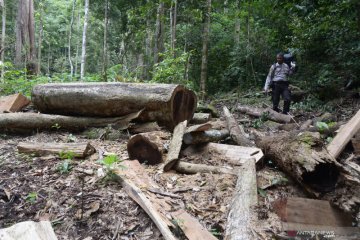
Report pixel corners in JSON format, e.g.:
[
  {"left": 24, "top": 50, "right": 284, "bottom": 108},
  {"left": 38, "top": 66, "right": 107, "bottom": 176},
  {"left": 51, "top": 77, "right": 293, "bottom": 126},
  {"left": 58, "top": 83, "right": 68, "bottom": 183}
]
[
  {"left": 237, "top": 105, "right": 293, "bottom": 123},
  {"left": 191, "top": 113, "right": 212, "bottom": 124},
  {"left": 183, "top": 129, "right": 230, "bottom": 145}
]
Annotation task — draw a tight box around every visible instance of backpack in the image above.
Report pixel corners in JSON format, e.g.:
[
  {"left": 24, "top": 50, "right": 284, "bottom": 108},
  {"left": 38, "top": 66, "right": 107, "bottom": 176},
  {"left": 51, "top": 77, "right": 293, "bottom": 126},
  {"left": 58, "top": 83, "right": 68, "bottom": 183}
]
[{"left": 284, "top": 53, "right": 298, "bottom": 72}]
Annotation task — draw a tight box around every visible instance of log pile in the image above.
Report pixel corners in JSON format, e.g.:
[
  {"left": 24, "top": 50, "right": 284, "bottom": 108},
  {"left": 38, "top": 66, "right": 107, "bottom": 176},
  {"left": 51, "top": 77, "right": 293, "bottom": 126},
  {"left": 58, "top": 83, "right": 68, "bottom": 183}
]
[{"left": 3, "top": 83, "right": 360, "bottom": 240}]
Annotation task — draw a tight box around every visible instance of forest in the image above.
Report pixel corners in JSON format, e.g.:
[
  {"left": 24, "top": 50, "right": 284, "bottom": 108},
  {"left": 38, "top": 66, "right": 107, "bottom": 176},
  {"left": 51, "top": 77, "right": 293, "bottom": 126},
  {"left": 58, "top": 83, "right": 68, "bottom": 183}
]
[
  {"left": 0, "top": 0, "right": 359, "bottom": 98},
  {"left": 0, "top": 0, "right": 360, "bottom": 240}
]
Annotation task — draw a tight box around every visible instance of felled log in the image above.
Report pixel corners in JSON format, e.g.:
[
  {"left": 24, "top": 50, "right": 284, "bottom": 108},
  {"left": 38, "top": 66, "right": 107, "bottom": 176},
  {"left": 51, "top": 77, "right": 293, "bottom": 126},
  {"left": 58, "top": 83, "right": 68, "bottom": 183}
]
[
  {"left": 0, "top": 111, "right": 141, "bottom": 133},
  {"left": 163, "top": 120, "right": 187, "bottom": 171},
  {"left": 17, "top": 142, "right": 95, "bottom": 158},
  {"left": 196, "top": 104, "right": 219, "bottom": 117},
  {"left": 190, "top": 113, "right": 211, "bottom": 124},
  {"left": 225, "top": 158, "right": 258, "bottom": 240},
  {"left": 237, "top": 105, "right": 292, "bottom": 123},
  {"left": 185, "top": 122, "right": 212, "bottom": 133},
  {"left": 127, "top": 131, "right": 170, "bottom": 165},
  {"left": 0, "top": 93, "right": 31, "bottom": 113},
  {"left": 327, "top": 109, "right": 360, "bottom": 158},
  {"left": 0, "top": 221, "right": 58, "bottom": 240},
  {"left": 256, "top": 132, "right": 340, "bottom": 195},
  {"left": 32, "top": 82, "right": 197, "bottom": 128},
  {"left": 183, "top": 129, "right": 230, "bottom": 145},
  {"left": 223, "top": 106, "right": 253, "bottom": 147},
  {"left": 182, "top": 143, "right": 264, "bottom": 164},
  {"left": 174, "top": 161, "right": 236, "bottom": 175}
]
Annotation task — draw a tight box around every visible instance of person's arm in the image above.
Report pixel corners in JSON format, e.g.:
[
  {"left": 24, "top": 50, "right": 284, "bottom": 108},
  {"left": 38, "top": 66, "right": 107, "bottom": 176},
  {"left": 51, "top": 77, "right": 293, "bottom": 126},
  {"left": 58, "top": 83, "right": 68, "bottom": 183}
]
[
  {"left": 289, "top": 61, "right": 296, "bottom": 75},
  {"left": 264, "top": 65, "right": 274, "bottom": 91}
]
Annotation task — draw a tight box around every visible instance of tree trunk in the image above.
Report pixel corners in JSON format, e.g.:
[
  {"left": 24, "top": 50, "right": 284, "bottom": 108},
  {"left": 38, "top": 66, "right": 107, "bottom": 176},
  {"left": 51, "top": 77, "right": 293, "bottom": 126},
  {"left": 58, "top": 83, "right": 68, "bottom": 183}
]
[
  {"left": 102, "top": 0, "right": 109, "bottom": 79},
  {"left": 200, "top": 0, "right": 211, "bottom": 100},
  {"left": 32, "top": 82, "right": 197, "bottom": 128},
  {"left": 224, "top": 0, "right": 228, "bottom": 14},
  {"left": 190, "top": 113, "right": 212, "bottom": 124},
  {"left": 234, "top": 0, "right": 240, "bottom": 47},
  {"left": 37, "top": 9, "right": 43, "bottom": 75},
  {"left": 18, "top": 142, "right": 95, "bottom": 158},
  {"left": 15, "top": 0, "right": 37, "bottom": 74},
  {"left": 68, "top": 0, "right": 76, "bottom": 78},
  {"left": 0, "top": 111, "right": 142, "bottom": 133},
  {"left": 256, "top": 132, "right": 340, "bottom": 195},
  {"left": 183, "top": 129, "right": 230, "bottom": 145},
  {"left": 127, "top": 131, "right": 170, "bottom": 165},
  {"left": 170, "top": 0, "right": 177, "bottom": 56},
  {"left": 144, "top": 2, "right": 152, "bottom": 80},
  {"left": 80, "top": 0, "right": 89, "bottom": 79},
  {"left": 154, "top": 1, "right": 164, "bottom": 64},
  {"left": 225, "top": 158, "right": 258, "bottom": 240},
  {"left": 174, "top": 161, "right": 236, "bottom": 175},
  {"left": 1, "top": 0, "right": 5, "bottom": 82},
  {"left": 223, "top": 106, "right": 253, "bottom": 147},
  {"left": 75, "top": 12, "right": 81, "bottom": 77}
]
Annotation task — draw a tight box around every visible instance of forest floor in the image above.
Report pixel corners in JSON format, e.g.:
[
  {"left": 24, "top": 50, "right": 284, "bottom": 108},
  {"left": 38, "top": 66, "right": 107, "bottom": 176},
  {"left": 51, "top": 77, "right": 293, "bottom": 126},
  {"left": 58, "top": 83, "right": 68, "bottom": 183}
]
[{"left": 0, "top": 90, "right": 359, "bottom": 240}]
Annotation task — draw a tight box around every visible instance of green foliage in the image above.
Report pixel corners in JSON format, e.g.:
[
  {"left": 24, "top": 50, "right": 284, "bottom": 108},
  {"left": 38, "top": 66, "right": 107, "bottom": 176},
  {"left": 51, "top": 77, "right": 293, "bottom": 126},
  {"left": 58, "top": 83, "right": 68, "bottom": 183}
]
[
  {"left": 59, "top": 151, "right": 76, "bottom": 160},
  {"left": 316, "top": 122, "right": 329, "bottom": 133},
  {"left": 98, "top": 154, "right": 124, "bottom": 182},
  {"left": 57, "top": 159, "right": 72, "bottom": 174},
  {"left": 26, "top": 192, "right": 38, "bottom": 203}
]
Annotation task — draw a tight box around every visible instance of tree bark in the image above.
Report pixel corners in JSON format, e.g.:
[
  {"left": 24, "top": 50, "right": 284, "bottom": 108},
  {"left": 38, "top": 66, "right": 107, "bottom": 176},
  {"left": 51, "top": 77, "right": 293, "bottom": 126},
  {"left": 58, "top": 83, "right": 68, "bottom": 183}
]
[
  {"left": 17, "top": 142, "right": 95, "bottom": 158},
  {"left": 163, "top": 120, "right": 187, "bottom": 171},
  {"left": 37, "top": 5, "right": 43, "bottom": 75},
  {"left": 200, "top": 0, "right": 211, "bottom": 100},
  {"left": 32, "top": 82, "right": 197, "bottom": 128},
  {"left": 234, "top": 0, "right": 240, "bottom": 46},
  {"left": 15, "top": 0, "right": 37, "bottom": 74},
  {"left": 80, "top": 0, "right": 89, "bottom": 79},
  {"left": 174, "top": 161, "right": 236, "bottom": 175},
  {"left": 1, "top": 0, "right": 5, "bottom": 82},
  {"left": 102, "top": 0, "right": 109, "bottom": 79},
  {"left": 127, "top": 131, "right": 170, "bottom": 165},
  {"left": 0, "top": 111, "right": 142, "bottom": 133},
  {"left": 256, "top": 132, "right": 340, "bottom": 195},
  {"left": 190, "top": 113, "right": 212, "bottom": 124},
  {"left": 170, "top": 0, "right": 177, "bottom": 56},
  {"left": 237, "top": 105, "right": 293, "bottom": 123},
  {"left": 75, "top": 12, "right": 81, "bottom": 77},
  {"left": 68, "top": 0, "right": 76, "bottom": 78},
  {"left": 225, "top": 158, "right": 258, "bottom": 240},
  {"left": 154, "top": 1, "right": 164, "bottom": 64},
  {"left": 223, "top": 106, "right": 253, "bottom": 147}
]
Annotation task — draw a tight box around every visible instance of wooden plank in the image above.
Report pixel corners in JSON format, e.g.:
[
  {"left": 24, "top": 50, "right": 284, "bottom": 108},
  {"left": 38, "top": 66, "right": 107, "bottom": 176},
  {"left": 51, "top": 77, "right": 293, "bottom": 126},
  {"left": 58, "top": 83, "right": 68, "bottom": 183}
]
[
  {"left": 224, "top": 158, "right": 258, "bottom": 240},
  {"left": 17, "top": 142, "right": 95, "bottom": 158},
  {"left": 0, "top": 221, "right": 58, "bottom": 240},
  {"left": 171, "top": 209, "right": 218, "bottom": 240},
  {"left": 327, "top": 109, "right": 360, "bottom": 158},
  {"left": 182, "top": 143, "right": 264, "bottom": 164},
  {"left": 0, "top": 93, "right": 30, "bottom": 113},
  {"left": 163, "top": 120, "right": 187, "bottom": 171}
]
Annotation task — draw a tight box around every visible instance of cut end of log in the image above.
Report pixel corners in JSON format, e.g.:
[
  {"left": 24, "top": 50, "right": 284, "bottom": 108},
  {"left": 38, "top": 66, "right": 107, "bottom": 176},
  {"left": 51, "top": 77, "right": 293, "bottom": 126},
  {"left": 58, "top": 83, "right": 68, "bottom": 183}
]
[
  {"left": 127, "top": 135, "right": 162, "bottom": 165},
  {"left": 302, "top": 163, "right": 339, "bottom": 193},
  {"left": 170, "top": 86, "right": 197, "bottom": 127}
]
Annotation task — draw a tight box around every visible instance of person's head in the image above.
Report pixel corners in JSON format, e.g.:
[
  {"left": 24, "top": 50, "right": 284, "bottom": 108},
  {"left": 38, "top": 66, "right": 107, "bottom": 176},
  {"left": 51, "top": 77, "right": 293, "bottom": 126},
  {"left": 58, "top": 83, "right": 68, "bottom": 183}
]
[{"left": 276, "top": 53, "right": 284, "bottom": 64}]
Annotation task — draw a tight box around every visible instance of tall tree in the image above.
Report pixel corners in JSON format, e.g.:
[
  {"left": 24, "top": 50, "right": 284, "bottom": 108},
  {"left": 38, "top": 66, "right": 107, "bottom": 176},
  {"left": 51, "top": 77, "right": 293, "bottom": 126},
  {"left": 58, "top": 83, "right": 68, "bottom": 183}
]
[
  {"left": 170, "top": 0, "right": 177, "bottom": 56},
  {"left": 15, "top": 0, "right": 37, "bottom": 74},
  {"left": 154, "top": 1, "right": 164, "bottom": 64},
  {"left": 234, "top": 0, "right": 240, "bottom": 47},
  {"left": 200, "top": 0, "right": 211, "bottom": 100},
  {"left": 68, "top": 0, "right": 76, "bottom": 78},
  {"left": 102, "top": 0, "right": 109, "bottom": 80},
  {"left": 0, "top": 0, "right": 5, "bottom": 82},
  {"left": 80, "top": 0, "right": 89, "bottom": 80}
]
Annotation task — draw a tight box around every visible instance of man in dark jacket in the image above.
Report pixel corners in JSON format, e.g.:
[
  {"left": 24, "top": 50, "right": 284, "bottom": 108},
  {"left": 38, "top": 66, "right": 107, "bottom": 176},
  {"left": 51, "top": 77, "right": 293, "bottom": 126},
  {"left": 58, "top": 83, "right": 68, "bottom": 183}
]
[{"left": 264, "top": 53, "right": 296, "bottom": 114}]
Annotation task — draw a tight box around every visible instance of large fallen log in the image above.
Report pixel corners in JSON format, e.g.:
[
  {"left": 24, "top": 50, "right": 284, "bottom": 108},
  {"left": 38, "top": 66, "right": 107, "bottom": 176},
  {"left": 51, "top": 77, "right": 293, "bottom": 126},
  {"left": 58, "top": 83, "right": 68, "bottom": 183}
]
[
  {"left": 32, "top": 82, "right": 197, "bottom": 128},
  {"left": 174, "top": 161, "right": 236, "bottom": 175},
  {"left": 183, "top": 129, "right": 230, "bottom": 145},
  {"left": 163, "top": 120, "right": 187, "bottom": 171},
  {"left": 223, "top": 106, "right": 253, "bottom": 147},
  {"left": 236, "top": 105, "right": 292, "bottom": 123},
  {"left": 0, "top": 111, "right": 141, "bottom": 132},
  {"left": 17, "top": 142, "right": 95, "bottom": 158},
  {"left": 327, "top": 109, "right": 360, "bottom": 158},
  {"left": 256, "top": 131, "right": 340, "bottom": 195},
  {"left": 127, "top": 131, "right": 170, "bottom": 165},
  {"left": 225, "top": 158, "right": 258, "bottom": 240}
]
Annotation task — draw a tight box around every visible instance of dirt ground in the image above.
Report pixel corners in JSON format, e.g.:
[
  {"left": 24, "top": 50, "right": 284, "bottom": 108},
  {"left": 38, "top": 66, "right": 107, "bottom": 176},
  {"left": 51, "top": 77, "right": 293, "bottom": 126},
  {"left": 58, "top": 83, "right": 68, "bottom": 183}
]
[{"left": 0, "top": 92, "right": 359, "bottom": 240}]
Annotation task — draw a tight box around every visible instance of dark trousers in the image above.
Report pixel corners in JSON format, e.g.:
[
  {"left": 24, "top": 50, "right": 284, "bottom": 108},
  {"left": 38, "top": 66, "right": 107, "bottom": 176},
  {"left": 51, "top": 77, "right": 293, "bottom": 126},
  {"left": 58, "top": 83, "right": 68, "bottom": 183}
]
[{"left": 272, "top": 81, "right": 291, "bottom": 114}]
